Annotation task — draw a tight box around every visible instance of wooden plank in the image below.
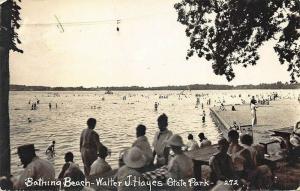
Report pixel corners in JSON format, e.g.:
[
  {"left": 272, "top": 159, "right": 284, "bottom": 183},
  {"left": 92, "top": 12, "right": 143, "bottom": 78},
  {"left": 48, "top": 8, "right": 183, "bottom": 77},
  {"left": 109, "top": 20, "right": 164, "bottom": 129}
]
[
  {"left": 185, "top": 144, "right": 219, "bottom": 163},
  {"left": 269, "top": 126, "right": 293, "bottom": 134},
  {"left": 264, "top": 154, "right": 284, "bottom": 162},
  {"left": 270, "top": 127, "right": 294, "bottom": 138}
]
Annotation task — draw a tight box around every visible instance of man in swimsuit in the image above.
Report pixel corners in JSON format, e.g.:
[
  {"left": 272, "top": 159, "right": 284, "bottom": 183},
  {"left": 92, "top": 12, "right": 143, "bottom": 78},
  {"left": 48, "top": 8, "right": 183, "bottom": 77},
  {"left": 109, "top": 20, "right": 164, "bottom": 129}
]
[{"left": 80, "top": 118, "right": 104, "bottom": 176}]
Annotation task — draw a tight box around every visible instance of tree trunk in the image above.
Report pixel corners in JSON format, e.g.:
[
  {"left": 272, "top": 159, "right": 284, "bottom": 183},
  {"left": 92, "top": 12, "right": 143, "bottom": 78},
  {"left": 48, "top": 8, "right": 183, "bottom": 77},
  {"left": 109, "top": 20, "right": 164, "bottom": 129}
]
[{"left": 0, "top": 1, "right": 11, "bottom": 177}]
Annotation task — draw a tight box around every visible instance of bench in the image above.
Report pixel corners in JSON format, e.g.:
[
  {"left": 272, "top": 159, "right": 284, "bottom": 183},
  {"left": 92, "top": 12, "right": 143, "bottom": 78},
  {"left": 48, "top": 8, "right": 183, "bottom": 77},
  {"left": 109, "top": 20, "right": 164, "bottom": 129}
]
[
  {"left": 269, "top": 127, "right": 293, "bottom": 138},
  {"left": 259, "top": 140, "right": 279, "bottom": 154},
  {"left": 263, "top": 154, "right": 285, "bottom": 170},
  {"left": 185, "top": 144, "right": 218, "bottom": 181}
]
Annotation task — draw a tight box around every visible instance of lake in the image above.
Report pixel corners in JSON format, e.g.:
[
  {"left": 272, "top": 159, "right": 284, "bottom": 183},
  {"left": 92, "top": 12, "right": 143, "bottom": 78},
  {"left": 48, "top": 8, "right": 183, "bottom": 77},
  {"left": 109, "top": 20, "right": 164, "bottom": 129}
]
[{"left": 9, "top": 89, "right": 299, "bottom": 176}]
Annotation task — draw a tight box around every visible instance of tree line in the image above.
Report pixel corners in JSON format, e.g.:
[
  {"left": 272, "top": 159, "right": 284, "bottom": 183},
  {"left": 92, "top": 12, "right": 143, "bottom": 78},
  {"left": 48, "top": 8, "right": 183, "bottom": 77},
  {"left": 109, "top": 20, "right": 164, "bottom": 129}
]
[{"left": 10, "top": 82, "right": 300, "bottom": 91}]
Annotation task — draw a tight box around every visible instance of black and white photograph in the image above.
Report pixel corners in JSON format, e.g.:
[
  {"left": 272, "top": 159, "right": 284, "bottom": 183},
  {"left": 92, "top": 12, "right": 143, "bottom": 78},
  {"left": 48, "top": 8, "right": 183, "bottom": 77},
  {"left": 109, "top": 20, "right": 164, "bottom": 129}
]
[{"left": 0, "top": 0, "right": 300, "bottom": 190}]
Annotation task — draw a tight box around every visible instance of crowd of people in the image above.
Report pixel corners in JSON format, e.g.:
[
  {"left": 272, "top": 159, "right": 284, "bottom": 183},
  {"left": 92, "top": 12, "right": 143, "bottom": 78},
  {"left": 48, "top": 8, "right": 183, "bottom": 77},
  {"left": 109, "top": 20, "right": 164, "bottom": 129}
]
[{"left": 1, "top": 112, "right": 299, "bottom": 191}]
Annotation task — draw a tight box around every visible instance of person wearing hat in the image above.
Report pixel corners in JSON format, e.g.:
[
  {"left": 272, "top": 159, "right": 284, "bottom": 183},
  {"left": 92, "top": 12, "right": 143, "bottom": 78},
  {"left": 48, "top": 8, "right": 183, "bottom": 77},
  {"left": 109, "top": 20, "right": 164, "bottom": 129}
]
[
  {"left": 80, "top": 118, "right": 104, "bottom": 176},
  {"left": 14, "top": 144, "right": 55, "bottom": 189},
  {"left": 152, "top": 113, "right": 173, "bottom": 167},
  {"left": 132, "top": 124, "right": 153, "bottom": 166},
  {"left": 166, "top": 134, "right": 194, "bottom": 190},
  {"left": 116, "top": 147, "right": 148, "bottom": 191}
]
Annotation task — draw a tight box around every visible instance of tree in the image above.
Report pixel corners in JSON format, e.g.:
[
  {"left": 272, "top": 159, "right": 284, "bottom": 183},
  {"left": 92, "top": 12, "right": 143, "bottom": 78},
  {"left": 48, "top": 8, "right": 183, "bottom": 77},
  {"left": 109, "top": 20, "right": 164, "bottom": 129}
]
[
  {"left": 0, "top": 0, "right": 22, "bottom": 176},
  {"left": 174, "top": 0, "right": 300, "bottom": 82}
]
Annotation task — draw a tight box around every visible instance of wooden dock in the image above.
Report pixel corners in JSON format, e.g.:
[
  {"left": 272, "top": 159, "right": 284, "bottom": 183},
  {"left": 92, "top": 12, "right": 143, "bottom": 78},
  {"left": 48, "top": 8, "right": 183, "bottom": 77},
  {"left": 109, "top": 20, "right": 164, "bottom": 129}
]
[
  {"left": 210, "top": 99, "right": 300, "bottom": 144},
  {"left": 210, "top": 99, "right": 300, "bottom": 190}
]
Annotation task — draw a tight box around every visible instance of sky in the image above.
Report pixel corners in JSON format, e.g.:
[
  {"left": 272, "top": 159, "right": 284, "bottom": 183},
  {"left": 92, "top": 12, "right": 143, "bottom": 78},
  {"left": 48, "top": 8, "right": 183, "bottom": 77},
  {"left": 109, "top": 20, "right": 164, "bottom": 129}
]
[{"left": 9, "top": 0, "right": 295, "bottom": 87}]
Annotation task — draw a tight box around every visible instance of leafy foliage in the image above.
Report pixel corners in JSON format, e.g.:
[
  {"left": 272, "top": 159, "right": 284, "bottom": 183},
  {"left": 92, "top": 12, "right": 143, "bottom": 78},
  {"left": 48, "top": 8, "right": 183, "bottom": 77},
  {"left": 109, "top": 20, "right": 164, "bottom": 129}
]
[
  {"left": 174, "top": 0, "right": 300, "bottom": 82},
  {"left": 10, "top": 0, "right": 23, "bottom": 53},
  {"left": 1, "top": 0, "right": 23, "bottom": 53}
]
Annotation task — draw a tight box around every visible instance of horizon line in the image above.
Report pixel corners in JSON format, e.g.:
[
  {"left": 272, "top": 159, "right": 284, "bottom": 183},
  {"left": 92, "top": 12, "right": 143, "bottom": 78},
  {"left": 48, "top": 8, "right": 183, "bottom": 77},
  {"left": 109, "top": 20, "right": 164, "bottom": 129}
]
[{"left": 11, "top": 81, "right": 297, "bottom": 89}]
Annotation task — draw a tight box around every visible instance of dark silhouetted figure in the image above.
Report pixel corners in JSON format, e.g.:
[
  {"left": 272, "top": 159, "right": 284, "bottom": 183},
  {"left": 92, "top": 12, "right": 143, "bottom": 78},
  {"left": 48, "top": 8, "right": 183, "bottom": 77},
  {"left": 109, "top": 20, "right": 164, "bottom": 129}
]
[
  {"left": 154, "top": 102, "right": 158, "bottom": 111},
  {"left": 46, "top": 141, "right": 55, "bottom": 155},
  {"left": 232, "top": 105, "right": 236, "bottom": 111},
  {"left": 80, "top": 118, "right": 104, "bottom": 176},
  {"left": 152, "top": 113, "right": 173, "bottom": 166},
  {"left": 15, "top": 144, "right": 55, "bottom": 189},
  {"left": 58, "top": 152, "right": 75, "bottom": 179},
  {"left": 0, "top": 176, "right": 13, "bottom": 190}
]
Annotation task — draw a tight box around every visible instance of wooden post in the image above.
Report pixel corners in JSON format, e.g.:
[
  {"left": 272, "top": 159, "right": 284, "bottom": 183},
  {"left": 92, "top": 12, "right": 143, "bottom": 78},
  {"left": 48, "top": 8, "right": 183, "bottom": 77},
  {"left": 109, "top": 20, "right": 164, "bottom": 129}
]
[{"left": 0, "top": 0, "right": 11, "bottom": 176}]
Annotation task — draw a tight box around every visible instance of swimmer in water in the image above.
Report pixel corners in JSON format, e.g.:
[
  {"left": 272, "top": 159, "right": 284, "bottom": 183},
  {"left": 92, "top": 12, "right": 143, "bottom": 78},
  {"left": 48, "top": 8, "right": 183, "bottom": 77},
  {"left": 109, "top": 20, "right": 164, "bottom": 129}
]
[
  {"left": 27, "top": 118, "right": 32, "bottom": 123},
  {"left": 154, "top": 102, "right": 158, "bottom": 111},
  {"left": 46, "top": 141, "right": 55, "bottom": 156}
]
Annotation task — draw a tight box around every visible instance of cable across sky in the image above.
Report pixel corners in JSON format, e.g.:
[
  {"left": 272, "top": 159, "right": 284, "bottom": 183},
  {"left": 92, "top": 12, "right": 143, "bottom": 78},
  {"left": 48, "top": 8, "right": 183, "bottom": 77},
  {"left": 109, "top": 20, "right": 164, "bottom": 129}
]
[{"left": 20, "top": 11, "right": 172, "bottom": 27}]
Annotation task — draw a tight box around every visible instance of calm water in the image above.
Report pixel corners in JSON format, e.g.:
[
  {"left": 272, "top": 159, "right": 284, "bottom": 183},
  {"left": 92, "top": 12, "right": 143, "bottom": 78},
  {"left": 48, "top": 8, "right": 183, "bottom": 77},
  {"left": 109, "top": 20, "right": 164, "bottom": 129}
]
[{"left": 9, "top": 89, "right": 299, "bottom": 176}]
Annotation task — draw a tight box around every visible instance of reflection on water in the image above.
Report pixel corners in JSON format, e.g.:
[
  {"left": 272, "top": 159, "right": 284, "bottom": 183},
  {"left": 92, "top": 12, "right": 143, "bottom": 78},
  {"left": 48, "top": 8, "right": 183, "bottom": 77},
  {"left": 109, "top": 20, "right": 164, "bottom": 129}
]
[{"left": 9, "top": 89, "right": 298, "bottom": 176}]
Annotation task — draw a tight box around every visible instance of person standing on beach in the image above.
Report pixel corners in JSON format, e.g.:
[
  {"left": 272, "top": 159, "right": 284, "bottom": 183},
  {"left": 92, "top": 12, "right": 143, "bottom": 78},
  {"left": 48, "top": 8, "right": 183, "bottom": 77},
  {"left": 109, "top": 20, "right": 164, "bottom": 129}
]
[
  {"left": 80, "top": 118, "right": 103, "bottom": 176},
  {"left": 152, "top": 113, "right": 173, "bottom": 167},
  {"left": 250, "top": 96, "right": 257, "bottom": 127}
]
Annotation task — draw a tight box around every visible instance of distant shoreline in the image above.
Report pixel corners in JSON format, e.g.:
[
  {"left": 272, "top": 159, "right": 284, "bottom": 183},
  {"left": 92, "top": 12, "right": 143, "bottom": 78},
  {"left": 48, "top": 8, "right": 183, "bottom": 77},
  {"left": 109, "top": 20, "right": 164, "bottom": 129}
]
[{"left": 10, "top": 83, "right": 300, "bottom": 91}]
